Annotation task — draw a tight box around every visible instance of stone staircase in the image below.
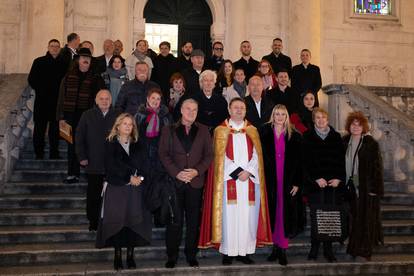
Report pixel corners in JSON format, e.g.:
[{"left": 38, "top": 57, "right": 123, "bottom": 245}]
[{"left": 0, "top": 140, "right": 413, "bottom": 275}]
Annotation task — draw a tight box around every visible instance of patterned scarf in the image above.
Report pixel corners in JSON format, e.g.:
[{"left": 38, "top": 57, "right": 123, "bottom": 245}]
[{"left": 145, "top": 104, "right": 160, "bottom": 138}]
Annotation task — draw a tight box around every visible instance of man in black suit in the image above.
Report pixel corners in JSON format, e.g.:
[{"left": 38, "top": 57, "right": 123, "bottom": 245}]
[
  {"left": 262, "top": 38, "right": 292, "bottom": 76},
  {"left": 291, "top": 49, "right": 322, "bottom": 106},
  {"left": 267, "top": 69, "right": 300, "bottom": 115},
  {"left": 177, "top": 41, "right": 193, "bottom": 71},
  {"left": 233, "top": 41, "right": 259, "bottom": 81},
  {"left": 205, "top": 41, "right": 224, "bottom": 72},
  {"left": 60, "top": 33, "right": 80, "bottom": 70},
  {"left": 96, "top": 39, "right": 114, "bottom": 74},
  {"left": 245, "top": 75, "right": 273, "bottom": 129},
  {"left": 180, "top": 49, "right": 205, "bottom": 95}
]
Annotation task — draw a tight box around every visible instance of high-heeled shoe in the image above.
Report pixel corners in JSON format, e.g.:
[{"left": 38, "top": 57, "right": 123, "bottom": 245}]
[
  {"left": 267, "top": 245, "right": 279, "bottom": 262},
  {"left": 126, "top": 247, "right": 136, "bottom": 269},
  {"left": 278, "top": 248, "right": 288, "bottom": 266},
  {"left": 114, "top": 247, "right": 123, "bottom": 270}
]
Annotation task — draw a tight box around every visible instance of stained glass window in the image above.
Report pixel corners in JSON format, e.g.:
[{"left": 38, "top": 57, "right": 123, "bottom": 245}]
[{"left": 354, "top": 0, "right": 391, "bottom": 15}]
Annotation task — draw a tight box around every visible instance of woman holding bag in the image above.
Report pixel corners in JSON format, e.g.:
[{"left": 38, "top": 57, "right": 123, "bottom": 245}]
[
  {"left": 96, "top": 113, "right": 151, "bottom": 271},
  {"left": 343, "top": 111, "right": 384, "bottom": 261}
]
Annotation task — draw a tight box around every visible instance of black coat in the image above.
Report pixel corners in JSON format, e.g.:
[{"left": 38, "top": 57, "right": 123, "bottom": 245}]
[
  {"left": 205, "top": 55, "right": 224, "bottom": 72},
  {"left": 343, "top": 134, "right": 384, "bottom": 257},
  {"left": 191, "top": 92, "right": 229, "bottom": 132},
  {"left": 291, "top": 63, "right": 322, "bottom": 105},
  {"left": 176, "top": 55, "right": 192, "bottom": 72},
  {"left": 245, "top": 95, "right": 273, "bottom": 129},
  {"left": 59, "top": 45, "right": 76, "bottom": 71},
  {"left": 75, "top": 106, "right": 119, "bottom": 174},
  {"left": 262, "top": 52, "right": 292, "bottom": 75},
  {"left": 303, "top": 126, "right": 346, "bottom": 204},
  {"left": 260, "top": 124, "right": 304, "bottom": 236},
  {"left": 266, "top": 86, "right": 300, "bottom": 115},
  {"left": 95, "top": 55, "right": 109, "bottom": 74},
  {"left": 181, "top": 67, "right": 201, "bottom": 95},
  {"left": 28, "top": 52, "right": 67, "bottom": 122},
  {"left": 233, "top": 57, "right": 259, "bottom": 81},
  {"left": 151, "top": 54, "right": 178, "bottom": 101}
]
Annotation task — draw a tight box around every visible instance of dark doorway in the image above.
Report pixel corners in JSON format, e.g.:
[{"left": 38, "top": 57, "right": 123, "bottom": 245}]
[{"left": 144, "top": 0, "right": 213, "bottom": 57}]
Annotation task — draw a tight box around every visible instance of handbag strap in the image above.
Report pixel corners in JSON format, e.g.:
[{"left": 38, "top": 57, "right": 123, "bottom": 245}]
[{"left": 350, "top": 137, "right": 363, "bottom": 177}]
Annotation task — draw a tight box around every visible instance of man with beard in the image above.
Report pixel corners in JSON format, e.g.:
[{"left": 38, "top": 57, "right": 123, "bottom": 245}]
[
  {"left": 113, "top": 39, "right": 124, "bottom": 56},
  {"left": 56, "top": 48, "right": 105, "bottom": 184},
  {"left": 262, "top": 38, "right": 292, "bottom": 76},
  {"left": 177, "top": 41, "right": 193, "bottom": 71},
  {"left": 28, "top": 39, "right": 67, "bottom": 159},
  {"left": 233, "top": 41, "right": 260, "bottom": 81}
]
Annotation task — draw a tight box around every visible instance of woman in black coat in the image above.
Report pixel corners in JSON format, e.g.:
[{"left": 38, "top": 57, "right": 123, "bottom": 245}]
[
  {"left": 302, "top": 107, "right": 346, "bottom": 262},
  {"left": 135, "top": 88, "right": 173, "bottom": 222},
  {"left": 96, "top": 113, "right": 151, "bottom": 271},
  {"left": 343, "top": 111, "right": 384, "bottom": 260},
  {"left": 260, "top": 104, "right": 304, "bottom": 266}
]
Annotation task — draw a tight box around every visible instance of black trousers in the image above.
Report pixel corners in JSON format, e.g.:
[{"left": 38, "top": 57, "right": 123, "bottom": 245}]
[
  {"left": 165, "top": 184, "right": 203, "bottom": 261},
  {"left": 87, "top": 174, "right": 104, "bottom": 230},
  {"left": 32, "top": 118, "right": 59, "bottom": 158},
  {"left": 65, "top": 111, "right": 83, "bottom": 177}
]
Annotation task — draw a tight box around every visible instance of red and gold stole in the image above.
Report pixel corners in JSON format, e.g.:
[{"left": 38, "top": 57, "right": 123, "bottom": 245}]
[{"left": 225, "top": 128, "right": 255, "bottom": 206}]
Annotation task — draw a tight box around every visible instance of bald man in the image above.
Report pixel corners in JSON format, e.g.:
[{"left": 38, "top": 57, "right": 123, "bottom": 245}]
[
  {"left": 75, "top": 89, "right": 120, "bottom": 231},
  {"left": 244, "top": 75, "right": 274, "bottom": 129},
  {"left": 96, "top": 39, "right": 115, "bottom": 74}
]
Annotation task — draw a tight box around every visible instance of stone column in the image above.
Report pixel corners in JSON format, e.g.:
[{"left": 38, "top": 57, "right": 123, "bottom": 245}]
[
  {"left": 108, "top": 0, "right": 133, "bottom": 54},
  {"left": 224, "top": 0, "right": 247, "bottom": 61}
]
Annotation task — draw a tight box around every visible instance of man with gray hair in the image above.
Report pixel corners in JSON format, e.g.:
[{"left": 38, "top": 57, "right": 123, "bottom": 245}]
[
  {"left": 96, "top": 39, "right": 115, "bottom": 74},
  {"left": 75, "top": 89, "right": 120, "bottom": 231},
  {"left": 181, "top": 49, "right": 206, "bottom": 95}
]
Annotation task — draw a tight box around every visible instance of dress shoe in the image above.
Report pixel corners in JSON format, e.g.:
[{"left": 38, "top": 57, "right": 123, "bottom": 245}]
[
  {"left": 278, "top": 249, "right": 288, "bottom": 266},
  {"left": 63, "top": 176, "right": 79, "bottom": 184},
  {"left": 113, "top": 247, "right": 123, "bottom": 270},
  {"left": 165, "top": 260, "right": 176, "bottom": 268},
  {"left": 267, "top": 245, "right": 279, "bottom": 262},
  {"left": 308, "top": 241, "right": 320, "bottom": 260},
  {"left": 235, "top": 255, "right": 255, "bottom": 264},
  {"left": 126, "top": 247, "right": 136, "bottom": 269},
  {"left": 222, "top": 255, "right": 233, "bottom": 265},
  {"left": 323, "top": 251, "right": 337, "bottom": 262},
  {"left": 187, "top": 259, "right": 199, "bottom": 267}
]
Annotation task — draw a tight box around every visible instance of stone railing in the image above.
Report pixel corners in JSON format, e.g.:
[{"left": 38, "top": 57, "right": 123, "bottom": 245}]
[
  {"left": 367, "top": 86, "right": 414, "bottom": 117},
  {"left": 0, "top": 74, "right": 33, "bottom": 193},
  {"left": 323, "top": 84, "right": 414, "bottom": 182}
]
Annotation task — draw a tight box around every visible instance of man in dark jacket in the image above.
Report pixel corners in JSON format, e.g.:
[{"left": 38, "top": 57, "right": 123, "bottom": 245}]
[
  {"left": 291, "top": 49, "right": 322, "bottom": 106},
  {"left": 159, "top": 98, "right": 213, "bottom": 269},
  {"left": 95, "top": 39, "right": 114, "bottom": 74},
  {"left": 60, "top": 33, "right": 80, "bottom": 71},
  {"left": 233, "top": 41, "right": 259, "bottom": 81},
  {"left": 205, "top": 41, "right": 224, "bottom": 72},
  {"left": 262, "top": 38, "right": 292, "bottom": 76},
  {"left": 115, "top": 61, "right": 160, "bottom": 114},
  {"left": 181, "top": 49, "right": 205, "bottom": 95},
  {"left": 75, "top": 89, "right": 119, "bottom": 231},
  {"left": 267, "top": 69, "right": 300, "bottom": 115},
  {"left": 245, "top": 75, "right": 273, "bottom": 129},
  {"left": 28, "top": 39, "right": 67, "bottom": 159},
  {"left": 177, "top": 41, "right": 193, "bottom": 72},
  {"left": 57, "top": 47, "right": 106, "bottom": 184},
  {"left": 151, "top": 41, "right": 178, "bottom": 102}
]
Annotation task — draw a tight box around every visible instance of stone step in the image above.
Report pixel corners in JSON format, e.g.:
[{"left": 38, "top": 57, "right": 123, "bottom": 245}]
[
  {"left": 20, "top": 149, "right": 68, "bottom": 159},
  {"left": 14, "top": 159, "right": 67, "bottom": 170},
  {"left": 0, "top": 225, "right": 166, "bottom": 245},
  {"left": 0, "top": 254, "right": 413, "bottom": 275},
  {"left": 0, "top": 236, "right": 413, "bottom": 267},
  {"left": 23, "top": 141, "right": 67, "bottom": 151},
  {"left": 9, "top": 170, "right": 86, "bottom": 183},
  {"left": 382, "top": 193, "right": 414, "bottom": 206},
  {"left": 3, "top": 182, "right": 87, "bottom": 195},
  {"left": 384, "top": 181, "right": 414, "bottom": 194},
  {"left": 0, "top": 219, "right": 413, "bottom": 245},
  {"left": 0, "top": 194, "right": 85, "bottom": 209}
]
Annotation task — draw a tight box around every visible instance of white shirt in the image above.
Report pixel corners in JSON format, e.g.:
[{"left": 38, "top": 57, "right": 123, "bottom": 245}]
[
  {"left": 105, "top": 55, "right": 113, "bottom": 66},
  {"left": 254, "top": 100, "right": 261, "bottom": 118}
]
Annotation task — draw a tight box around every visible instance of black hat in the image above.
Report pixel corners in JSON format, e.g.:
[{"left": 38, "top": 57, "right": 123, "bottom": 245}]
[
  {"left": 77, "top": 48, "right": 92, "bottom": 58},
  {"left": 191, "top": 49, "right": 205, "bottom": 58}
]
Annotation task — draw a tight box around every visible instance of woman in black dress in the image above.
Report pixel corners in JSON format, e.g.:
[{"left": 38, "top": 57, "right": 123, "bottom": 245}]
[{"left": 96, "top": 113, "right": 151, "bottom": 270}]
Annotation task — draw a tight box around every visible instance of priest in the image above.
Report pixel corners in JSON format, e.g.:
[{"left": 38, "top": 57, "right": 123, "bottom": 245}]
[{"left": 199, "top": 97, "right": 273, "bottom": 265}]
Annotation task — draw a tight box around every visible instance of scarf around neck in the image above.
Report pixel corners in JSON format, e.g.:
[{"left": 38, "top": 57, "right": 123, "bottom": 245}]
[
  {"left": 106, "top": 67, "right": 128, "bottom": 79},
  {"left": 145, "top": 104, "right": 160, "bottom": 138},
  {"left": 233, "top": 80, "right": 247, "bottom": 98},
  {"left": 133, "top": 49, "right": 148, "bottom": 62}
]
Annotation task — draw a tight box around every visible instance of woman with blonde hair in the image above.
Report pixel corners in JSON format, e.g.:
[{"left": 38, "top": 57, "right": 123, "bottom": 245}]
[
  {"left": 96, "top": 113, "right": 152, "bottom": 271},
  {"left": 343, "top": 111, "right": 384, "bottom": 261},
  {"left": 259, "top": 104, "right": 304, "bottom": 266}
]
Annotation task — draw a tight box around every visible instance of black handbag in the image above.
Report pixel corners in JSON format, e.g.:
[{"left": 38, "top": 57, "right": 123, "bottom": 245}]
[
  {"left": 310, "top": 190, "right": 349, "bottom": 242},
  {"left": 344, "top": 137, "right": 362, "bottom": 202}
]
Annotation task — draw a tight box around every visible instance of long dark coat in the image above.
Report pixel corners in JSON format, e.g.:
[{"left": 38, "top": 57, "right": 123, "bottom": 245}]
[
  {"left": 96, "top": 139, "right": 151, "bottom": 248},
  {"left": 260, "top": 124, "right": 304, "bottom": 237},
  {"left": 343, "top": 134, "right": 384, "bottom": 257},
  {"left": 302, "top": 126, "right": 346, "bottom": 205}
]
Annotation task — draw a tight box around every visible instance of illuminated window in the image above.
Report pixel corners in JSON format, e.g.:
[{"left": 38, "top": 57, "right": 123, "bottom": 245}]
[
  {"left": 354, "top": 0, "right": 391, "bottom": 15},
  {"left": 145, "top": 23, "right": 179, "bottom": 57}
]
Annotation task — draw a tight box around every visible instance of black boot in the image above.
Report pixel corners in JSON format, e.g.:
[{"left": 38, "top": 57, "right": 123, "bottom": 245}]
[
  {"left": 114, "top": 247, "right": 123, "bottom": 270},
  {"left": 222, "top": 254, "right": 233, "bottom": 265},
  {"left": 308, "top": 240, "right": 320, "bottom": 260},
  {"left": 278, "top": 248, "right": 288, "bottom": 266},
  {"left": 267, "top": 245, "right": 279, "bottom": 262},
  {"left": 126, "top": 247, "right": 136, "bottom": 269},
  {"left": 323, "top": 242, "right": 337, "bottom": 262}
]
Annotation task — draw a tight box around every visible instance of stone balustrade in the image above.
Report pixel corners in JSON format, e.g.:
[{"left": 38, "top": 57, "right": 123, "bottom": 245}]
[
  {"left": 366, "top": 86, "right": 414, "bottom": 118},
  {"left": 323, "top": 84, "right": 414, "bottom": 182},
  {"left": 0, "top": 74, "right": 33, "bottom": 193}
]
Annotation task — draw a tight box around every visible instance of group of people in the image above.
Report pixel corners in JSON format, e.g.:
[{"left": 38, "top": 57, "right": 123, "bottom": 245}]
[{"left": 28, "top": 32, "right": 384, "bottom": 271}]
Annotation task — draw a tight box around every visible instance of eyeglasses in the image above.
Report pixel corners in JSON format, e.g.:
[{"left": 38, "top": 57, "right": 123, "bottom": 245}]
[{"left": 214, "top": 48, "right": 223, "bottom": 51}]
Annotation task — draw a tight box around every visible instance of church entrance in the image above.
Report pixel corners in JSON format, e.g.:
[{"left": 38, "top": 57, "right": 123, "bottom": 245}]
[{"left": 143, "top": 0, "right": 213, "bottom": 57}]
